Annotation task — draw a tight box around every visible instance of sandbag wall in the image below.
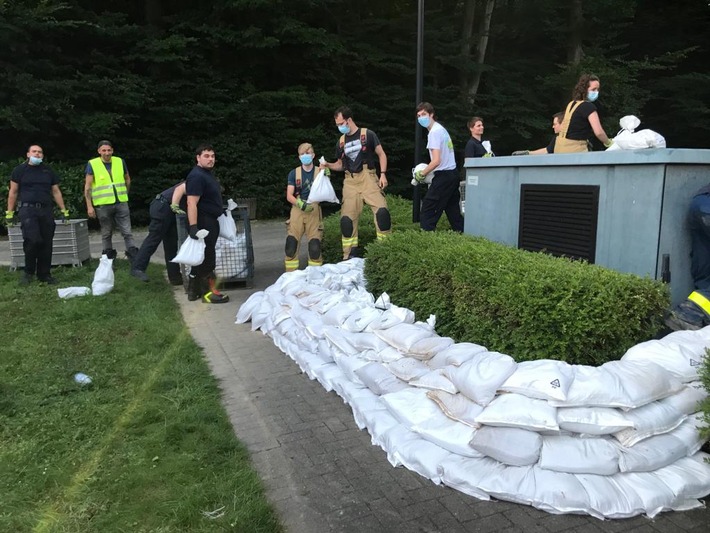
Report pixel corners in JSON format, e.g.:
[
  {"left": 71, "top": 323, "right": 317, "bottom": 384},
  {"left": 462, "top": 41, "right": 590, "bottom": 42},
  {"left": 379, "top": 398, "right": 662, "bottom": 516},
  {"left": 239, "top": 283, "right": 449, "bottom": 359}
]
[{"left": 236, "top": 259, "right": 710, "bottom": 519}]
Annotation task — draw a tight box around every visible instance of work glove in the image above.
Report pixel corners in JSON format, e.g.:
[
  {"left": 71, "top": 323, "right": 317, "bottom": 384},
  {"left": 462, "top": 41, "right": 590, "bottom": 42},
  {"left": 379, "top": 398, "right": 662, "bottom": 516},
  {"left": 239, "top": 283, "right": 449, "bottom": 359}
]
[
  {"left": 188, "top": 224, "right": 199, "bottom": 240},
  {"left": 512, "top": 150, "right": 529, "bottom": 156},
  {"left": 171, "top": 203, "right": 185, "bottom": 215},
  {"left": 296, "top": 198, "right": 314, "bottom": 213},
  {"left": 5, "top": 210, "right": 17, "bottom": 226},
  {"left": 61, "top": 209, "right": 70, "bottom": 223},
  {"left": 323, "top": 168, "right": 331, "bottom": 177},
  {"left": 482, "top": 153, "right": 493, "bottom": 158},
  {"left": 604, "top": 139, "right": 614, "bottom": 148},
  {"left": 413, "top": 170, "right": 426, "bottom": 184}
]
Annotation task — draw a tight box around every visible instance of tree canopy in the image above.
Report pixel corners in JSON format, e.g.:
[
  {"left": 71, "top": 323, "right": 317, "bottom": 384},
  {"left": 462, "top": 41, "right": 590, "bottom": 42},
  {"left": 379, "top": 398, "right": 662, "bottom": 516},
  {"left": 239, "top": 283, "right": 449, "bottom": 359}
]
[{"left": 2, "top": 0, "right": 708, "bottom": 220}]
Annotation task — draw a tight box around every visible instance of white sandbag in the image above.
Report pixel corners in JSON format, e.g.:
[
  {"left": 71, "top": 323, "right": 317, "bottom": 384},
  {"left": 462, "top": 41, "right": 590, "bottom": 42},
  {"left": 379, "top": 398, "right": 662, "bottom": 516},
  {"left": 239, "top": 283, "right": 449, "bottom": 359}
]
[
  {"left": 499, "top": 359, "right": 575, "bottom": 402},
  {"left": 171, "top": 228, "right": 208, "bottom": 266},
  {"left": 617, "top": 432, "right": 688, "bottom": 473},
  {"left": 409, "top": 369, "right": 457, "bottom": 394},
  {"left": 386, "top": 358, "right": 431, "bottom": 382},
  {"left": 445, "top": 351, "right": 517, "bottom": 406},
  {"left": 322, "top": 301, "right": 366, "bottom": 327},
  {"left": 476, "top": 463, "right": 537, "bottom": 506},
  {"left": 342, "top": 307, "right": 382, "bottom": 332},
  {"left": 573, "top": 473, "right": 642, "bottom": 519},
  {"left": 406, "top": 335, "right": 455, "bottom": 361},
  {"left": 532, "top": 468, "right": 599, "bottom": 518},
  {"left": 332, "top": 353, "right": 369, "bottom": 385},
  {"left": 411, "top": 413, "right": 482, "bottom": 458},
  {"left": 235, "top": 291, "right": 264, "bottom": 323},
  {"left": 380, "top": 387, "right": 441, "bottom": 429},
  {"left": 57, "top": 286, "right": 91, "bottom": 299},
  {"left": 310, "top": 362, "right": 342, "bottom": 392},
  {"left": 217, "top": 211, "right": 238, "bottom": 241},
  {"left": 361, "top": 346, "right": 404, "bottom": 364},
  {"left": 409, "top": 163, "right": 434, "bottom": 186},
  {"left": 612, "top": 470, "right": 687, "bottom": 518},
  {"left": 366, "top": 307, "right": 408, "bottom": 331},
  {"left": 557, "top": 406, "right": 634, "bottom": 435},
  {"left": 671, "top": 412, "right": 708, "bottom": 456},
  {"left": 622, "top": 338, "right": 705, "bottom": 382},
  {"left": 426, "top": 390, "right": 483, "bottom": 428},
  {"left": 215, "top": 236, "right": 248, "bottom": 278},
  {"left": 653, "top": 452, "right": 710, "bottom": 501},
  {"left": 363, "top": 410, "right": 401, "bottom": 448},
  {"left": 339, "top": 330, "right": 391, "bottom": 353},
  {"left": 91, "top": 254, "right": 114, "bottom": 296},
  {"left": 427, "top": 342, "right": 487, "bottom": 369},
  {"left": 475, "top": 393, "right": 559, "bottom": 432},
  {"left": 385, "top": 428, "right": 453, "bottom": 484},
  {"left": 540, "top": 435, "right": 620, "bottom": 475},
  {"left": 613, "top": 127, "right": 666, "bottom": 150},
  {"left": 307, "top": 169, "right": 340, "bottom": 204},
  {"left": 354, "top": 362, "right": 409, "bottom": 396},
  {"left": 660, "top": 382, "right": 708, "bottom": 415},
  {"left": 323, "top": 326, "right": 359, "bottom": 356},
  {"left": 613, "top": 401, "right": 687, "bottom": 447},
  {"left": 373, "top": 322, "right": 436, "bottom": 353},
  {"left": 437, "top": 455, "right": 494, "bottom": 500},
  {"left": 469, "top": 426, "right": 542, "bottom": 466},
  {"left": 348, "top": 393, "right": 385, "bottom": 429}
]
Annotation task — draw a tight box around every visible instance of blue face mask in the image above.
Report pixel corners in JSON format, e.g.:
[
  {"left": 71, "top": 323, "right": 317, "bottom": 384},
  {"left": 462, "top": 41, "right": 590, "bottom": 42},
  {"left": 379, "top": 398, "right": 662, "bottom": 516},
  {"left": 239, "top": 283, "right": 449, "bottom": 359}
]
[
  {"left": 417, "top": 116, "right": 431, "bottom": 128},
  {"left": 587, "top": 90, "right": 599, "bottom": 102},
  {"left": 337, "top": 124, "right": 349, "bottom": 134},
  {"left": 299, "top": 154, "right": 314, "bottom": 166},
  {"left": 29, "top": 156, "right": 43, "bottom": 165}
]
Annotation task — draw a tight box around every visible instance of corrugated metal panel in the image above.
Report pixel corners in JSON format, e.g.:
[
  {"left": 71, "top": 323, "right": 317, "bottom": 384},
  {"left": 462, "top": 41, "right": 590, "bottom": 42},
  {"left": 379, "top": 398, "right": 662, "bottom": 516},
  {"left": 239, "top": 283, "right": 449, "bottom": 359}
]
[{"left": 518, "top": 184, "right": 599, "bottom": 262}]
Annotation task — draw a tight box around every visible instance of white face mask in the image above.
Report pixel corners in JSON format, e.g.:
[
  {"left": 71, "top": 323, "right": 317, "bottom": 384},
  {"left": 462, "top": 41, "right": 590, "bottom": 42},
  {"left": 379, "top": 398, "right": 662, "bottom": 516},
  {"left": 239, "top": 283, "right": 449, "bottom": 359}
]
[{"left": 29, "top": 156, "right": 43, "bottom": 165}]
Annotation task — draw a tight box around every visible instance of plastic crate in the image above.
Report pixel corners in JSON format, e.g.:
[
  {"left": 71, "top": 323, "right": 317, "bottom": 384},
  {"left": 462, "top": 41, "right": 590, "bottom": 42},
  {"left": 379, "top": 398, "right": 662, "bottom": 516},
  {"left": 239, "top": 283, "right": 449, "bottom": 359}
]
[
  {"left": 9, "top": 219, "right": 91, "bottom": 269},
  {"left": 175, "top": 207, "right": 254, "bottom": 288}
]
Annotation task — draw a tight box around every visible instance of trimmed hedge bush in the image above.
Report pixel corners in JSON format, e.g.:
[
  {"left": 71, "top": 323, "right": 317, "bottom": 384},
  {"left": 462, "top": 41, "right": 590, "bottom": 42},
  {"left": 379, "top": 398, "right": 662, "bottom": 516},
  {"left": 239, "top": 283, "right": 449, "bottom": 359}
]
[
  {"left": 701, "top": 350, "right": 710, "bottom": 442},
  {"left": 364, "top": 230, "right": 669, "bottom": 366}
]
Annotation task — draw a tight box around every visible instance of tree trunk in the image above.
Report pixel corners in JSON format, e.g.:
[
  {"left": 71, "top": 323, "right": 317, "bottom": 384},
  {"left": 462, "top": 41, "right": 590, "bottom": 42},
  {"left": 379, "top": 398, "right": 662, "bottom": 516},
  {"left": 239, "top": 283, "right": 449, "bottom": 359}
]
[
  {"left": 459, "top": 0, "right": 477, "bottom": 93},
  {"left": 567, "top": 0, "right": 584, "bottom": 64},
  {"left": 467, "top": 0, "right": 495, "bottom": 103}
]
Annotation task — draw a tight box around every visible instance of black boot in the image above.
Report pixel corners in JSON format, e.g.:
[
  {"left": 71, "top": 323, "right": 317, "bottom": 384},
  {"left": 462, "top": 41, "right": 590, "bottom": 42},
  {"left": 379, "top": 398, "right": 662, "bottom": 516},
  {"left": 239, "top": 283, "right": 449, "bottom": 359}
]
[
  {"left": 102, "top": 248, "right": 117, "bottom": 260},
  {"left": 187, "top": 275, "right": 201, "bottom": 301},
  {"left": 125, "top": 246, "right": 139, "bottom": 264},
  {"left": 201, "top": 275, "right": 229, "bottom": 304}
]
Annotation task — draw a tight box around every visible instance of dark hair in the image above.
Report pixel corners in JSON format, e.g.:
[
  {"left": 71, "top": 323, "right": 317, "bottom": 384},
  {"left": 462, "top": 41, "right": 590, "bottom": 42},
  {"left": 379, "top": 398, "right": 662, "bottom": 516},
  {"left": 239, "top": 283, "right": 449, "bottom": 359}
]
[
  {"left": 416, "top": 102, "right": 435, "bottom": 116},
  {"left": 195, "top": 144, "right": 214, "bottom": 156},
  {"left": 572, "top": 74, "right": 600, "bottom": 101},
  {"left": 334, "top": 106, "right": 353, "bottom": 120},
  {"left": 467, "top": 116, "right": 484, "bottom": 129},
  {"left": 26, "top": 144, "right": 43, "bottom": 152},
  {"left": 553, "top": 112, "right": 565, "bottom": 123},
  {"left": 97, "top": 140, "right": 113, "bottom": 149}
]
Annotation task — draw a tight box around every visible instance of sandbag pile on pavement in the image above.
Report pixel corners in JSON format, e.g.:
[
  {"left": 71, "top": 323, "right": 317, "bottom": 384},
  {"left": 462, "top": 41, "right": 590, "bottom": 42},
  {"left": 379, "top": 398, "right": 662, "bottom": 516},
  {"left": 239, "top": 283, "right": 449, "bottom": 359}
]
[{"left": 236, "top": 259, "right": 710, "bottom": 519}]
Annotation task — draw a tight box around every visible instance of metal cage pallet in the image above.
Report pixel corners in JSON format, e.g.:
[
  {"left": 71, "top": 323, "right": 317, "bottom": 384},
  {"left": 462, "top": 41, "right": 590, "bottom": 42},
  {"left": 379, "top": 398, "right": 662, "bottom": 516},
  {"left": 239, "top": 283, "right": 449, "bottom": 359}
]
[
  {"left": 175, "top": 207, "right": 254, "bottom": 288},
  {"left": 8, "top": 219, "right": 91, "bottom": 269}
]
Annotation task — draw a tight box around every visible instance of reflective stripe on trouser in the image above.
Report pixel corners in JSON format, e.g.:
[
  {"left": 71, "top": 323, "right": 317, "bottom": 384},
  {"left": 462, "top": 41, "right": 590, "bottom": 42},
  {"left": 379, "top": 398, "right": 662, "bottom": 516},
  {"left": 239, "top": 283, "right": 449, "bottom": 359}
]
[
  {"left": 341, "top": 165, "right": 390, "bottom": 260},
  {"left": 688, "top": 291, "right": 710, "bottom": 315},
  {"left": 284, "top": 203, "right": 322, "bottom": 271}
]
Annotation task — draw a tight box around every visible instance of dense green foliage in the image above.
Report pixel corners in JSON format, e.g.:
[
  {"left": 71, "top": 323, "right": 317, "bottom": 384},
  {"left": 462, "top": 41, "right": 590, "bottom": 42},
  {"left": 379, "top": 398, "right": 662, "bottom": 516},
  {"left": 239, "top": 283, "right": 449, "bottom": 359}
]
[
  {"left": 0, "top": 261, "right": 281, "bottom": 532},
  {"left": 1, "top": 1, "right": 708, "bottom": 223},
  {"left": 702, "top": 349, "right": 710, "bottom": 441},
  {"left": 364, "top": 230, "right": 670, "bottom": 365}
]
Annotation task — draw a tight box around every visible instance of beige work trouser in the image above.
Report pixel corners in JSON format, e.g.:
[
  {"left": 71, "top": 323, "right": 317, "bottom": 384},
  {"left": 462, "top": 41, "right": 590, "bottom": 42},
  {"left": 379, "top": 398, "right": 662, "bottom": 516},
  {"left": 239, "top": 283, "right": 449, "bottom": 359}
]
[{"left": 284, "top": 203, "right": 323, "bottom": 271}]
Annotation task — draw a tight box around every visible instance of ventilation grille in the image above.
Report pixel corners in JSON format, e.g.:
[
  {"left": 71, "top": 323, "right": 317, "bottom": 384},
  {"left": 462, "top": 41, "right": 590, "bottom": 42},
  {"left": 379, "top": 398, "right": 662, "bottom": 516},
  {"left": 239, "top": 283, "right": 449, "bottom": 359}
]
[{"left": 518, "top": 184, "right": 599, "bottom": 262}]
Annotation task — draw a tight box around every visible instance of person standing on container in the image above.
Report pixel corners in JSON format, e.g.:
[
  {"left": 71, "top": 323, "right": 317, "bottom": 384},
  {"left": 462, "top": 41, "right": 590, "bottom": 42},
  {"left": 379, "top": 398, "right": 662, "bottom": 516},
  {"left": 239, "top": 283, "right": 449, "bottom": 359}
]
[
  {"left": 284, "top": 143, "right": 323, "bottom": 272},
  {"left": 84, "top": 140, "right": 139, "bottom": 261},
  {"left": 413, "top": 102, "right": 464, "bottom": 233},
  {"left": 5, "top": 144, "right": 69, "bottom": 285},
  {"left": 554, "top": 74, "right": 614, "bottom": 153},
  {"left": 185, "top": 144, "right": 229, "bottom": 304}
]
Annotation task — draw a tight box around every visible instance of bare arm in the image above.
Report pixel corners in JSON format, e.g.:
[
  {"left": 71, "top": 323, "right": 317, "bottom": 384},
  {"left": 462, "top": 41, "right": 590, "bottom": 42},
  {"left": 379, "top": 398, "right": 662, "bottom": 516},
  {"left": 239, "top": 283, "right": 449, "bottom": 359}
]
[
  {"left": 171, "top": 182, "right": 186, "bottom": 205},
  {"left": 588, "top": 111, "right": 611, "bottom": 146},
  {"left": 124, "top": 172, "right": 131, "bottom": 192},
  {"left": 374, "top": 144, "right": 388, "bottom": 189},
  {"left": 322, "top": 159, "right": 343, "bottom": 172},
  {"left": 187, "top": 195, "right": 200, "bottom": 226},
  {"left": 51, "top": 184, "right": 66, "bottom": 211},
  {"left": 7, "top": 181, "right": 19, "bottom": 212},
  {"left": 84, "top": 174, "right": 96, "bottom": 218},
  {"left": 286, "top": 184, "right": 298, "bottom": 206},
  {"left": 420, "top": 149, "right": 441, "bottom": 176},
  {"left": 529, "top": 147, "right": 549, "bottom": 155}
]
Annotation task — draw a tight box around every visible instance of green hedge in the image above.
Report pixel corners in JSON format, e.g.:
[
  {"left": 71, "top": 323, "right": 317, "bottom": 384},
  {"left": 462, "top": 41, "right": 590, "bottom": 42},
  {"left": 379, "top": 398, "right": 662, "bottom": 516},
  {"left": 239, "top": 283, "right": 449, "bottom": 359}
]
[
  {"left": 701, "top": 350, "right": 710, "bottom": 442},
  {"left": 363, "top": 230, "right": 669, "bottom": 366}
]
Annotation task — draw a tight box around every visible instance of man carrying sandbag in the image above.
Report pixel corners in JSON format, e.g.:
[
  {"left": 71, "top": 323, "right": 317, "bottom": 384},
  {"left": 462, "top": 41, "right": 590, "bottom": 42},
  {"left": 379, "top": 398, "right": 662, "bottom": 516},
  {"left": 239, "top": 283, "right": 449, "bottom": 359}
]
[
  {"left": 185, "top": 144, "right": 228, "bottom": 304},
  {"left": 284, "top": 142, "right": 323, "bottom": 271}
]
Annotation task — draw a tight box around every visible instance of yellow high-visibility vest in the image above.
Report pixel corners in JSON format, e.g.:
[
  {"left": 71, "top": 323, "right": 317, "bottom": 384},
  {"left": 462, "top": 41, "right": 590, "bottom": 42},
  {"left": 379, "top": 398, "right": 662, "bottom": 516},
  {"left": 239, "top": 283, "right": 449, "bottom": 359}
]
[{"left": 89, "top": 157, "right": 128, "bottom": 205}]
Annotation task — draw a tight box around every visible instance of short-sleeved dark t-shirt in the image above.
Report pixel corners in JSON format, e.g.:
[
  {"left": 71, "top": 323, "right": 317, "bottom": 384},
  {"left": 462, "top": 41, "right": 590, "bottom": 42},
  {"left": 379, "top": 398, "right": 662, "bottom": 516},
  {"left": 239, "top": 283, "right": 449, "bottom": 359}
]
[
  {"left": 566, "top": 101, "right": 597, "bottom": 141},
  {"left": 546, "top": 136, "right": 557, "bottom": 153},
  {"left": 335, "top": 128, "right": 381, "bottom": 174},
  {"left": 11, "top": 163, "right": 60, "bottom": 205},
  {"left": 185, "top": 166, "right": 223, "bottom": 218},
  {"left": 464, "top": 137, "right": 487, "bottom": 159},
  {"left": 160, "top": 182, "right": 187, "bottom": 211},
  {"left": 287, "top": 167, "right": 315, "bottom": 202}
]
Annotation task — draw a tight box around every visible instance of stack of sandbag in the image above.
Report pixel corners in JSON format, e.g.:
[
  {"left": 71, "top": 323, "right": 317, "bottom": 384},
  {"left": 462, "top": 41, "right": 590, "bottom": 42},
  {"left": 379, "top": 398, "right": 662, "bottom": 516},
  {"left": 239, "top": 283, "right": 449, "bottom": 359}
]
[
  {"left": 215, "top": 234, "right": 249, "bottom": 278},
  {"left": 608, "top": 115, "right": 666, "bottom": 150},
  {"left": 236, "top": 260, "right": 710, "bottom": 519}
]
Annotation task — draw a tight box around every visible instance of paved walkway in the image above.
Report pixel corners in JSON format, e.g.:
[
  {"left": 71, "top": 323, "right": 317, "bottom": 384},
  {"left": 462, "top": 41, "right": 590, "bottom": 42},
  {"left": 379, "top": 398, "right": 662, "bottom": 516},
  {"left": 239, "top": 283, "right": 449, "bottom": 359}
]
[{"left": 2, "top": 222, "right": 708, "bottom": 532}]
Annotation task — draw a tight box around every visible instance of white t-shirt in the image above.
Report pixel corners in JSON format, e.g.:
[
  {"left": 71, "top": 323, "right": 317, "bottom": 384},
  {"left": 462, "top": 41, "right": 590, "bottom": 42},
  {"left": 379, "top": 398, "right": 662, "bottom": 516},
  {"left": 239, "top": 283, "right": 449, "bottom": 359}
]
[{"left": 427, "top": 122, "right": 457, "bottom": 171}]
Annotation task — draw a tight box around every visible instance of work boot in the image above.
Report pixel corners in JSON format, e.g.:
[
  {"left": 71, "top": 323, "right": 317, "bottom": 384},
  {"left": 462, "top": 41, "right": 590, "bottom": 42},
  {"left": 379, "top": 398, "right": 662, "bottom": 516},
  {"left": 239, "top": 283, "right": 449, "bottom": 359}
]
[
  {"left": 125, "top": 246, "right": 139, "bottom": 264},
  {"left": 664, "top": 310, "right": 703, "bottom": 332},
  {"left": 103, "top": 248, "right": 118, "bottom": 260},
  {"left": 38, "top": 275, "right": 58, "bottom": 285},
  {"left": 20, "top": 272, "right": 34, "bottom": 286},
  {"left": 168, "top": 276, "right": 184, "bottom": 286},
  {"left": 187, "top": 275, "right": 201, "bottom": 301},
  {"left": 202, "top": 276, "right": 229, "bottom": 304},
  {"left": 130, "top": 268, "right": 149, "bottom": 282}
]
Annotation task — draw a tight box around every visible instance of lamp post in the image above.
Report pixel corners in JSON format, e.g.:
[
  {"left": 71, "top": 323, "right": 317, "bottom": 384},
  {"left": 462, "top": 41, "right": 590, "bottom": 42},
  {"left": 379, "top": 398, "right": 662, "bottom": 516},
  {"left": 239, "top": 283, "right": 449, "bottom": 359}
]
[{"left": 413, "top": 0, "right": 424, "bottom": 223}]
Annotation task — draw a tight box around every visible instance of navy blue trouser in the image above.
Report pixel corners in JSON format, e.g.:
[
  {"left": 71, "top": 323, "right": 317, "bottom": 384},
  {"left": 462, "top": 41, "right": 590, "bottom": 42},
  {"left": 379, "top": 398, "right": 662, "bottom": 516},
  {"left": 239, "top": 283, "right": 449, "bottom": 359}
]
[
  {"left": 189, "top": 213, "right": 219, "bottom": 280},
  {"left": 420, "top": 169, "right": 464, "bottom": 232},
  {"left": 19, "top": 205, "right": 55, "bottom": 277},
  {"left": 689, "top": 193, "right": 710, "bottom": 290},
  {"left": 132, "top": 197, "right": 181, "bottom": 280}
]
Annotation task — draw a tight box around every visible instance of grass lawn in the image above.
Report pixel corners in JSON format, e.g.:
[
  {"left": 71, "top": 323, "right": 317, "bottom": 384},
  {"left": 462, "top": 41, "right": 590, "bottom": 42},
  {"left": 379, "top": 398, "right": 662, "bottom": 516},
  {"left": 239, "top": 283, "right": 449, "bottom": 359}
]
[{"left": 0, "top": 259, "right": 282, "bottom": 532}]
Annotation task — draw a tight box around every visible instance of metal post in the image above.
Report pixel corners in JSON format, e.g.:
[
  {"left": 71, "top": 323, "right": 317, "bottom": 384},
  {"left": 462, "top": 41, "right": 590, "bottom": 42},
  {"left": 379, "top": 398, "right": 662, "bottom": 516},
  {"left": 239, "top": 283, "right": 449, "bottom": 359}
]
[{"left": 413, "top": 0, "right": 424, "bottom": 223}]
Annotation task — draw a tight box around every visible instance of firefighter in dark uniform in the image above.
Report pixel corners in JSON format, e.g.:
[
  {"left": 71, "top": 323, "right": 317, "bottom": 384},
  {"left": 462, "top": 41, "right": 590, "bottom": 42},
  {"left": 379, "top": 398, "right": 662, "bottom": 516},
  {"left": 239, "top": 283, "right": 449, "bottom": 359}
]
[
  {"left": 320, "top": 106, "right": 391, "bottom": 260},
  {"left": 5, "top": 145, "right": 69, "bottom": 285}
]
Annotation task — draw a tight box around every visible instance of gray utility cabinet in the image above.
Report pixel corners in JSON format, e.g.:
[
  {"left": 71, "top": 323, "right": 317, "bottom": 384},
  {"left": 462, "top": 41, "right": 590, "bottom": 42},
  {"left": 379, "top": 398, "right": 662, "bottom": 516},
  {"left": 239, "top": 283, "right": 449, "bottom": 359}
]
[
  {"left": 463, "top": 149, "right": 710, "bottom": 306},
  {"left": 9, "top": 219, "right": 91, "bottom": 269}
]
